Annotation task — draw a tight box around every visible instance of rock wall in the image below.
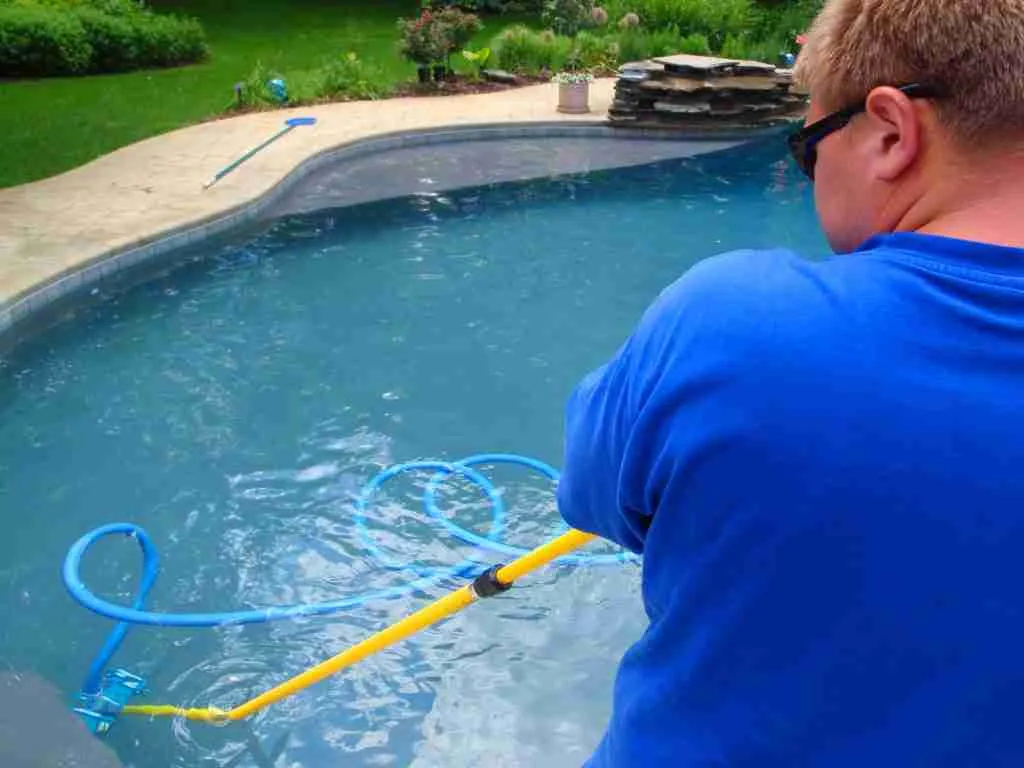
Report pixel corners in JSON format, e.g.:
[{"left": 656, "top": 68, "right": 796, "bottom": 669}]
[{"left": 609, "top": 54, "right": 807, "bottom": 129}]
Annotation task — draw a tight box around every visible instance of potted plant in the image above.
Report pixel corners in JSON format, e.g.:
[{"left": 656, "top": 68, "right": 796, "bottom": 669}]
[
  {"left": 434, "top": 7, "right": 481, "bottom": 81},
  {"left": 553, "top": 68, "right": 593, "bottom": 113},
  {"left": 397, "top": 10, "right": 447, "bottom": 83},
  {"left": 398, "top": 7, "right": 482, "bottom": 84}
]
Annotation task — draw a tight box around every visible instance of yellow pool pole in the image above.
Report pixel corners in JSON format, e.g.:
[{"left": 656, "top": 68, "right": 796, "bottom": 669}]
[{"left": 122, "top": 529, "right": 597, "bottom": 723}]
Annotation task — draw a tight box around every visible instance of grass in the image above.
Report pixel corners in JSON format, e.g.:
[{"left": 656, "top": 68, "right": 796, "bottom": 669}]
[{"left": 0, "top": 0, "right": 525, "bottom": 188}]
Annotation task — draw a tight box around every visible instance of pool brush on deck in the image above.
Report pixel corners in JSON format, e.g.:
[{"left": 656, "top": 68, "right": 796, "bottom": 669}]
[{"left": 203, "top": 116, "right": 317, "bottom": 190}]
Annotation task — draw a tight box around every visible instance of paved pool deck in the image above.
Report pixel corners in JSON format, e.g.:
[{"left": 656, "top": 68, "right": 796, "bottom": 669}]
[{"left": 0, "top": 79, "right": 616, "bottom": 328}]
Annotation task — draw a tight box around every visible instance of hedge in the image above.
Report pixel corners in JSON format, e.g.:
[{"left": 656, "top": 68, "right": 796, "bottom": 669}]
[
  {"left": 0, "top": 0, "right": 208, "bottom": 77},
  {"left": 3, "top": 0, "right": 145, "bottom": 15},
  {"left": 0, "top": 5, "right": 91, "bottom": 74}
]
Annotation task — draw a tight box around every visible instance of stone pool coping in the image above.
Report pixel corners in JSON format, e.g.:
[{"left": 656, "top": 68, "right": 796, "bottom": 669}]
[{"left": 0, "top": 78, "right": 788, "bottom": 346}]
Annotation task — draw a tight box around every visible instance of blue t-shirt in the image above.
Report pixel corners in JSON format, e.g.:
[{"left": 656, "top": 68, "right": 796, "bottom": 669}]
[{"left": 557, "top": 232, "right": 1024, "bottom": 766}]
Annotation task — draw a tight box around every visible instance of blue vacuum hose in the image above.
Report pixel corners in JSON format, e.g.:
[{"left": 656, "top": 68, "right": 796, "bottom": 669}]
[{"left": 63, "top": 453, "right": 636, "bottom": 695}]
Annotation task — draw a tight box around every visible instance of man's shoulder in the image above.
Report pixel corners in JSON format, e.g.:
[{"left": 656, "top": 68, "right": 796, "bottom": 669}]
[
  {"left": 678, "top": 246, "right": 852, "bottom": 299},
  {"left": 621, "top": 247, "right": 876, "bottom": 415},
  {"left": 636, "top": 248, "right": 844, "bottom": 350}
]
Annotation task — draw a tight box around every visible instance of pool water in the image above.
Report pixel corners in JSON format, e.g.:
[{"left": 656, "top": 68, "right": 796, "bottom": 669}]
[{"left": 0, "top": 137, "right": 824, "bottom": 767}]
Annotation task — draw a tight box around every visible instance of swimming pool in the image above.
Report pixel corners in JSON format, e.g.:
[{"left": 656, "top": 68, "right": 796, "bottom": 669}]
[{"left": 0, "top": 135, "right": 825, "bottom": 766}]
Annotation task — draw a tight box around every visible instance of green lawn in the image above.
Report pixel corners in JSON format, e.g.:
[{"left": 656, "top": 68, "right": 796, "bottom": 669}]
[{"left": 0, "top": 0, "right": 522, "bottom": 188}]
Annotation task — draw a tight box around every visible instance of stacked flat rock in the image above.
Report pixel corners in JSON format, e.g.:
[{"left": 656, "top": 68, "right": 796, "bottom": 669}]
[{"left": 610, "top": 54, "right": 807, "bottom": 128}]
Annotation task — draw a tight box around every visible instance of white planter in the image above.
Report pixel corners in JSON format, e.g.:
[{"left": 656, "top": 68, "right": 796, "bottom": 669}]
[{"left": 557, "top": 81, "right": 590, "bottom": 114}]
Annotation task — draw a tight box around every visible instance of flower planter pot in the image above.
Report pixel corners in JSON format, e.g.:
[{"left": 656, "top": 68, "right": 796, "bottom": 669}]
[
  {"left": 416, "top": 66, "right": 430, "bottom": 84},
  {"left": 557, "top": 81, "right": 590, "bottom": 114},
  {"left": 432, "top": 65, "right": 447, "bottom": 82}
]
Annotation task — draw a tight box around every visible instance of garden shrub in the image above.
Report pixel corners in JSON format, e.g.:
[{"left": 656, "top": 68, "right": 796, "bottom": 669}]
[
  {"left": 461, "top": 44, "right": 492, "bottom": 77},
  {"left": 397, "top": 7, "right": 481, "bottom": 68},
  {"left": 613, "top": 26, "right": 650, "bottom": 62},
  {"left": 127, "top": 12, "right": 206, "bottom": 68},
  {"left": 614, "top": 27, "right": 709, "bottom": 62},
  {"left": 493, "top": 24, "right": 711, "bottom": 74},
  {"left": 601, "top": 0, "right": 752, "bottom": 49},
  {"left": 496, "top": 0, "right": 545, "bottom": 10},
  {"left": 437, "top": 6, "right": 482, "bottom": 53},
  {"left": 315, "top": 52, "right": 393, "bottom": 101},
  {"left": 534, "top": 29, "right": 574, "bottom": 71},
  {"left": 645, "top": 28, "right": 686, "bottom": 56},
  {"left": 234, "top": 61, "right": 285, "bottom": 109},
  {"left": 72, "top": 8, "right": 136, "bottom": 70},
  {"left": 542, "top": 0, "right": 594, "bottom": 36},
  {"left": 618, "top": 10, "right": 639, "bottom": 28},
  {"left": 83, "top": 0, "right": 143, "bottom": 14},
  {"left": 1, "top": 0, "right": 144, "bottom": 14},
  {"left": 677, "top": 31, "right": 711, "bottom": 55},
  {"left": 0, "top": 5, "right": 91, "bottom": 75},
  {"left": 423, "top": 0, "right": 544, "bottom": 12},
  {"left": 592, "top": 0, "right": 816, "bottom": 63},
  {"left": 491, "top": 25, "right": 572, "bottom": 74},
  {"left": 491, "top": 24, "right": 532, "bottom": 70},
  {"left": 0, "top": 0, "right": 207, "bottom": 77},
  {"left": 719, "top": 31, "right": 789, "bottom": 63},
  {"left": 571, "top": 29, "right": 618, "bottom": 71},
  {"left": 398, "top": 10, "right": 447, "bottom": 67}
]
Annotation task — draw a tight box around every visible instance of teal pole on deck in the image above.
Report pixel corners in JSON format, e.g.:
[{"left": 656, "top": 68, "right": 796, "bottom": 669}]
[{"left": 203, "top": 116, "right": 317, "bottom": 190}]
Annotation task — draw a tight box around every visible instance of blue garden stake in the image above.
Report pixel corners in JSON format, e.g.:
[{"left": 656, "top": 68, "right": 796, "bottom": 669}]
[{"left": 203, "top": 116, "right": 317, "bottom": 190}]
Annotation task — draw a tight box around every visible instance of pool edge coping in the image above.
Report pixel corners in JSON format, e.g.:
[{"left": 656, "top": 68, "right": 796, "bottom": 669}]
[{"left": 0, "top": 120, "right": 787, "bottom": 349}]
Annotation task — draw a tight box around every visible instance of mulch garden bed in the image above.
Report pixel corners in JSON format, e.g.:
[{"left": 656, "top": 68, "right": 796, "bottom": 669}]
[
  {"left": 214, "top": 73, "right": 563, "bottom": 120},
  {"left": 393, "top": 73, "right": 550, "bottom": 97}
]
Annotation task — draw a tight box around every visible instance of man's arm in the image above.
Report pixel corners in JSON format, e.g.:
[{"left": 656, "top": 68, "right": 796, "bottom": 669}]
[
  {"left": 556, "top": 338, "right": 650, "bottom": 554},
  {"left": 554, "top": 249, "right": 784, "bottom": 556}
]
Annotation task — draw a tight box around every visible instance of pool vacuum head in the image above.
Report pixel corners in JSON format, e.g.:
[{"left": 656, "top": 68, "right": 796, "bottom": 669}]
[{"left": 72, "top": 669, "right": 146, "bottom": 735}]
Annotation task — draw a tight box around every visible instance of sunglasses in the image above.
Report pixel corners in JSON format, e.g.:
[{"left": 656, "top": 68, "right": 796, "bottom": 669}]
[{"left": 786, "top": 83, "right": 942, "bottom": 180}]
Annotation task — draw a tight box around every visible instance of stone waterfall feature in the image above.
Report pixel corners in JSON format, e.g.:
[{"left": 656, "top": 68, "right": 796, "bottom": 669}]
[{"left": 609, "top": 54, "right": 807, "bottom": 129}]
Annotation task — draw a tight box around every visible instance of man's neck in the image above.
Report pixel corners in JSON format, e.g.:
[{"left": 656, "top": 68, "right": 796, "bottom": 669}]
[{"left": 898, "top": 152, "right": 1024, "bottom": 249}]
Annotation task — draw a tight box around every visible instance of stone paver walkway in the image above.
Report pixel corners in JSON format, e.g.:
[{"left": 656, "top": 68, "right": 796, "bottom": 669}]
[{"left": 0, "top": 79, "right": 615, "bottom": 312}]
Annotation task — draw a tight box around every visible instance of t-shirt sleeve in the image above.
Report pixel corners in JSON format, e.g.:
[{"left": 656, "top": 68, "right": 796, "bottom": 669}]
[
  {"left": 555, "top": 265, "right": 694, "bottom": 555},
  {"left": 555, "top": 248, "right": 802, "bottom": 554},
  {"left": 557, "top": 333, "right": 650, "bottom": 553}
]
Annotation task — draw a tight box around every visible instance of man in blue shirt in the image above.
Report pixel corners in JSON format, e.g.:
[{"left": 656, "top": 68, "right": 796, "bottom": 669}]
[{"left": 557, "top": 1, "right": 1024, "bottom": 765}]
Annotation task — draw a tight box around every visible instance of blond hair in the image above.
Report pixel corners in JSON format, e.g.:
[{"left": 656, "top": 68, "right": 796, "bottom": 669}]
[{"left": 795, "top": 0, "right": 1024, "bottom": 143}]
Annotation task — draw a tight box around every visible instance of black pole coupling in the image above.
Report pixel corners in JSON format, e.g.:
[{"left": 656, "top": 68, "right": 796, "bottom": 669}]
[{"left": 471, "top": 565, "right": 512, "bottom": 599}]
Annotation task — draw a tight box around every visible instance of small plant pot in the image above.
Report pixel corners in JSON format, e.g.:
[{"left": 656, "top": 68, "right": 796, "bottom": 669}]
[
  {"left": 557, "top": 81, "right": 590, "bottom": 114},
  {"left": 432, "top": 65, "right": 447, "bottom": 82},
  {"left": 416, "top": 66, "right": 430, "bottom": 84}
]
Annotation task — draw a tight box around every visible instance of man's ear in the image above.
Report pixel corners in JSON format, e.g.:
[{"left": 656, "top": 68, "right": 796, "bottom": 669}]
[{"left": 862, "top": 86, "right": 924, "bottom": 181}]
